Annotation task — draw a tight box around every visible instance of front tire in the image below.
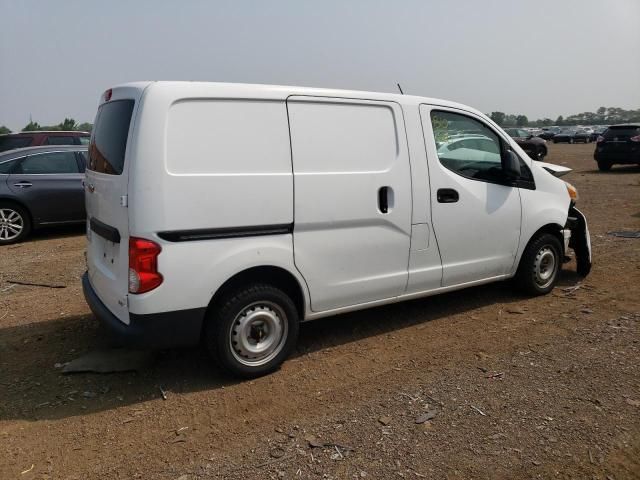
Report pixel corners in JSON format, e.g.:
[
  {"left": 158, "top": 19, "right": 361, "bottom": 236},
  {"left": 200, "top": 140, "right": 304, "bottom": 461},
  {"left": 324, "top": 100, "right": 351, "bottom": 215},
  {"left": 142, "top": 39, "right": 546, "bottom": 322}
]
[
  {"left": 204, "top": 283, "right": 299, "bottom": 378},
  {"left": 0, "top": 203, "right": 31, "bottom": 245},
  {"left": 515, "top": 233, "right": 562, "bottom": 296},
  {"left": 536, "top": 147, "right": 547, "bottom": 161}
]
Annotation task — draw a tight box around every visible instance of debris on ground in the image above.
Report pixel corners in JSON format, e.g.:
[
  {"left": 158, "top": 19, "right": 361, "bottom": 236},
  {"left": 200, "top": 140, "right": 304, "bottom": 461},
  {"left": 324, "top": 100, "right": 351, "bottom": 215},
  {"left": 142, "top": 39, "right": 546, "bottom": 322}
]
[
  {"left": 607, "top": 231, "right": 640, "bottom": 238},
  {"left": 378, "top": 415, "right": 392, "bottom": 426},
  {"left": 414, "top": 410, "right": 438, "bottom": 424},
  {"left": 7, "top": 280, "right": 66, "bottom": 289}
]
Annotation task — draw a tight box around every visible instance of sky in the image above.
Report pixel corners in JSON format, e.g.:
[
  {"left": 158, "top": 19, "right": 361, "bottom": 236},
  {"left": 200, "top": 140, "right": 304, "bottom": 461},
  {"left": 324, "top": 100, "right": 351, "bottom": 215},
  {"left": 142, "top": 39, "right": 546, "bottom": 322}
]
[{"left": 1, "top": 0, "right": 639, "bottom": 131}]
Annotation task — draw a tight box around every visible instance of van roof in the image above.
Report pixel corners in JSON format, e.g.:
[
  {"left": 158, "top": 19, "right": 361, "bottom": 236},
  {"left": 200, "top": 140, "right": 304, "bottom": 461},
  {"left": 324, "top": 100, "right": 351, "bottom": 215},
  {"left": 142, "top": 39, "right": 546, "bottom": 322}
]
[{"left": 110, "top": 81, "right": 485, "bottom": 118}]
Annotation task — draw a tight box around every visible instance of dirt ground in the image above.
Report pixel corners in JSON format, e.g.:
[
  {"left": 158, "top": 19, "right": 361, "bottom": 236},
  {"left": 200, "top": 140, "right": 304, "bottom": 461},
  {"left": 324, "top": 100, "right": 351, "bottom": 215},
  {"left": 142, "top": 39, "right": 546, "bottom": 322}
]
[{"left": 1, "top": 143, "right": 639, "bottom": 480}]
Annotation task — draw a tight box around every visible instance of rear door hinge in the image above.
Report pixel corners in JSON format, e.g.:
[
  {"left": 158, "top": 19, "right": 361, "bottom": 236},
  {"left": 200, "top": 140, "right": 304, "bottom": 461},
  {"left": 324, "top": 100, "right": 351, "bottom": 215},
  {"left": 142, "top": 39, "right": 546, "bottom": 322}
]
[{"left": 120, "top": 195, "right": 128, "bottom": 207}]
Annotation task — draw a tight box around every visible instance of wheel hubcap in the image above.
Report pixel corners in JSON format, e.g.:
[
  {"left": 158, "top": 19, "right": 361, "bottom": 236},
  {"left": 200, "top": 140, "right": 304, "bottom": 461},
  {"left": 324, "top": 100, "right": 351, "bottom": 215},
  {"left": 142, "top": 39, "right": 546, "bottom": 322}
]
[
  {"left": 0, "top": 208, "right": 24, "bottom": 241},
  {"left": 533, "top": 246, "right": 557, "bottom": 288},
  {"left": 229, "top": 301, "right": 288, "bottom": 367}
]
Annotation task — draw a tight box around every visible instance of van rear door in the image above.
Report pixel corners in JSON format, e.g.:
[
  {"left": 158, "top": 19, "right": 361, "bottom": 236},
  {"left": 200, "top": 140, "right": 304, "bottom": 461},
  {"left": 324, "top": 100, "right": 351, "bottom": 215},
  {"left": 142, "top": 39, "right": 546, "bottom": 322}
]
[{"left": 85, "top": 87, "right": 143, "bottom": 324}]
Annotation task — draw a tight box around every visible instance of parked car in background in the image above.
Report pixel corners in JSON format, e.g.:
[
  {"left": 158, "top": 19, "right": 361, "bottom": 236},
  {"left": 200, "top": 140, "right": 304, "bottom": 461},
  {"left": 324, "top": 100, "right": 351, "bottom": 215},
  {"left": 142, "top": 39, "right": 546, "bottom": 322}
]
[
  {"left": 504, "top": 128, "right": 547, "bottom": 161},
  {"left": 0, "top": 145, "right": 87, "bottom": 244},
  {"left": 538, "top": 127, "right": 560, "bottom": 141},
  {"left": 553, "top": 128, "right": 580, "bottom": 144},
  {"left": 594, "top": 124, "right": 640, "bottom": 171},
  {"left": 0, "top": 131, "right": 90, "bottom": 153},
  {"left": 573, "top": 127, "right": 594, "bottom": 143}
]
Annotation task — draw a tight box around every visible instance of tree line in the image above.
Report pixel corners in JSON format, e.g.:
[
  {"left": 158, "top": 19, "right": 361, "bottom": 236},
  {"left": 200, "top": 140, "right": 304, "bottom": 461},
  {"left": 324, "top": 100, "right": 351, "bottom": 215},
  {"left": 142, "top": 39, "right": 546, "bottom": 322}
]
[
  {"left": 489, "top": 107, "right": 640, "bottom": 128},
  {"left": 0, "top": 118, "right": 92, "bottom": 135}
]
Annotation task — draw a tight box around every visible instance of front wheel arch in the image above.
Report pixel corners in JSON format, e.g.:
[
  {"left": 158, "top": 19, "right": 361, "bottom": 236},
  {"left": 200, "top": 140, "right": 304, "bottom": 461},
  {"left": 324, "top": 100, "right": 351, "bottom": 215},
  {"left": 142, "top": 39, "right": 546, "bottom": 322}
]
[
  {"left": 514, "top": 224, "right": 564, "bottom": 276},
  {"left": 514, "top": 230, "right": 563, "bottom": 295}
]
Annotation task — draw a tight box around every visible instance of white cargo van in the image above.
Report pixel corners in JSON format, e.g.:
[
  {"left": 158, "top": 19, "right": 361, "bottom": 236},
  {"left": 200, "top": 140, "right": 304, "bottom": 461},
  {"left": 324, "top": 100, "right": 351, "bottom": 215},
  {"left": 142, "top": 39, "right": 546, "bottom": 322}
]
[{"left": 83, "top": 82, "right": 591, "bottom": 377}]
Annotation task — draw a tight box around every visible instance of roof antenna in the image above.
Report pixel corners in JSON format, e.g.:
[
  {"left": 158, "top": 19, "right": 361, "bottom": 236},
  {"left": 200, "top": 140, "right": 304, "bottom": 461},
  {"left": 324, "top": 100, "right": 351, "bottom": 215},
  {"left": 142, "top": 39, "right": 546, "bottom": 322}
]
[{"left": 396, "top": 83, "right": 404, "bottom": 94}]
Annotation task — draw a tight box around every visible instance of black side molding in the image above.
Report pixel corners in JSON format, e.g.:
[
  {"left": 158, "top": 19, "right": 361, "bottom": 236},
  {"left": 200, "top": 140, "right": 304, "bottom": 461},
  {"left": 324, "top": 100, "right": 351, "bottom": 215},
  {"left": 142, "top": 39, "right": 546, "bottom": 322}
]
[
  {"left": 157, "top": 223, "right": 293, "bottom": 242},
  {"left": 90, "top": 217, "right": 121, "bottom": 243}
]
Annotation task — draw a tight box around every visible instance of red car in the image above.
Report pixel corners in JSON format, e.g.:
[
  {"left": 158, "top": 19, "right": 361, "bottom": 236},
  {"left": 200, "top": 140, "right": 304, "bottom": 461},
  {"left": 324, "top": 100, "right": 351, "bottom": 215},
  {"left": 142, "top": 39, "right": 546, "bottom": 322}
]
[{"left": 0, "top": 131, "right": 90, "bottom": 153}]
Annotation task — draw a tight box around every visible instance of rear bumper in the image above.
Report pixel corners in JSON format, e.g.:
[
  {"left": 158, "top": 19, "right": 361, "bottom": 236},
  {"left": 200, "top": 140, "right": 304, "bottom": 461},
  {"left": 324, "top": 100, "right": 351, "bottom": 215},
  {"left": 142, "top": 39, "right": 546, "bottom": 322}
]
[
  {"left": 82, "top": 272, "right": 205, "bottom": 348},
  {"left": 594, "top": 148, "right": 640, "bottom": 164}
]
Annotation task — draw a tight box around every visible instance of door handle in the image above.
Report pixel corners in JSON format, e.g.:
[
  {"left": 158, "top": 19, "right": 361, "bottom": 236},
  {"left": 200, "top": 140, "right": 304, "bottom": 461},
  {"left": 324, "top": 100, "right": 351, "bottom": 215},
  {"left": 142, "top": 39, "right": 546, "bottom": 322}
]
[
  {"left": 437, "top": 188, "right": 459, "bottom": 203},
  {"left": 378, "top": 187, "right": 389, "bottom": 213},
  {"left": 13, "top": 182, "right": 32, "bottom": 188}
]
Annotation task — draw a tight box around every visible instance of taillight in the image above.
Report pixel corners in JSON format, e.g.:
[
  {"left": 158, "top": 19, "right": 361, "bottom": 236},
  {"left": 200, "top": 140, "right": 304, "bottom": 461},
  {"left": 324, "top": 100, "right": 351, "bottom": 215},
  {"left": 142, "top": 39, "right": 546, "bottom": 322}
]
[
  {"left": 128, "top": 237, "right": 162, "bottom": 294},
  {"left": 630, "top": 135, "right": 640, "bottom": 142},
  {"left": 596, "top": 135, "right": 605, "bottom": 143}
]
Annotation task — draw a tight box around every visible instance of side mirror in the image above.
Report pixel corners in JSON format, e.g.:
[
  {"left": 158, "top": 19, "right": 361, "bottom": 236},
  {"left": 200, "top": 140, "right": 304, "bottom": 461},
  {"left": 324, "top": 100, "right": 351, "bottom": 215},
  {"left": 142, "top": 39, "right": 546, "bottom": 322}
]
[{"left": 502, "top": 149, "right": 521, "bottom": 178}]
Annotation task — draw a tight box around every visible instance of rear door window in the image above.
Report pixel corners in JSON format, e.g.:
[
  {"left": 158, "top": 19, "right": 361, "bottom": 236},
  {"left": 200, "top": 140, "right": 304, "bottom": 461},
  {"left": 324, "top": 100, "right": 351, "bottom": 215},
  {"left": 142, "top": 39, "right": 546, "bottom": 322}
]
[
  {"left": 45, "top": 136, "right": 75, "bottom": 145},
  {"left": 0, "top": 137, "right": 33, "bottom": 152},
  {"left": 16, "top": 151, "right": 80, "bottom": 174},
  {"left": 89, "top": 100, "right": 135, "bottom": 175},
  {"left": 0, "top": 157, "right": 23, "bottom": 174}
]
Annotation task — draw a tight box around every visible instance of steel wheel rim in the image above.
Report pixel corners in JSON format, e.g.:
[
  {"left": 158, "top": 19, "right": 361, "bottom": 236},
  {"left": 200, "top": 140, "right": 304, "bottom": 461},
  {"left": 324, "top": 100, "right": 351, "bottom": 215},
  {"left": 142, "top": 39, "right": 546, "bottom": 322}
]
[
  {"left": 533, "top": 246, "right": 557, "bottom": 288},
  {"left": 229, "top": 301, "right": 288, "bottom": 367},
  {"left": 0, "top": 208, "right": 24, "bottom": 241}
]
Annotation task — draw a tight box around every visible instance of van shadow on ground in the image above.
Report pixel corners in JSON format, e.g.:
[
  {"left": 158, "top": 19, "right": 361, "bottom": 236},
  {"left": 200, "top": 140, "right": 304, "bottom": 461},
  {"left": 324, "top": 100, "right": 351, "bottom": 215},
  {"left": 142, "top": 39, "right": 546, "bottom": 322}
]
[{"left": 0, "top": 269, "right": 581, "bottom": 423}]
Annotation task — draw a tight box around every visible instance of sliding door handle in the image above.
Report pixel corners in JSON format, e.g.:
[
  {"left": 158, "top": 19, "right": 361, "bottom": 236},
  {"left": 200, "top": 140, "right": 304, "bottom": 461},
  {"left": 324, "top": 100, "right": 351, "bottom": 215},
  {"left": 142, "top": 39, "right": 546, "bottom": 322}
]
[
  {"left": 437, "top": 188, "right": 459, "bottom": 203},
  {"left": 378, "top": 187, "right": 389, "bottom": 213}
]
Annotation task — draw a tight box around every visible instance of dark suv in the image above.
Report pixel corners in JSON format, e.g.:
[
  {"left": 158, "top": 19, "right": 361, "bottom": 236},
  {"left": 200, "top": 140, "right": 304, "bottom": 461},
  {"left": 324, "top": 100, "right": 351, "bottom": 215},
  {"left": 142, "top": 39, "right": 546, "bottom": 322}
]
[
  {"left": 504, "top": 128, "right": 548, "bottom": 161},
  {"left": 0, "top": 131, "right": 90, "bottom": 153},
  {"left": 594, "top": 124, "right": 640, "bottom": 171}
]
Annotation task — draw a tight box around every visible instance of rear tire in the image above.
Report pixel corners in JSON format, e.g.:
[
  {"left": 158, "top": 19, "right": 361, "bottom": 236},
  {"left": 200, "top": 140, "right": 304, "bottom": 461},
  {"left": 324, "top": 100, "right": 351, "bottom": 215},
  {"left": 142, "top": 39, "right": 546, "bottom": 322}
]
[
  {"left": 203, "top": 283, "right": 299, "bottom": 378},
  {"left": 515, "top": 233, "right": 562, "bottom": 296},
  {"left": 0, "top": 202, "right": 31, "bottom": 245},
  {"left": 597, "top": 160, "right": 612, "bottom": 171}
]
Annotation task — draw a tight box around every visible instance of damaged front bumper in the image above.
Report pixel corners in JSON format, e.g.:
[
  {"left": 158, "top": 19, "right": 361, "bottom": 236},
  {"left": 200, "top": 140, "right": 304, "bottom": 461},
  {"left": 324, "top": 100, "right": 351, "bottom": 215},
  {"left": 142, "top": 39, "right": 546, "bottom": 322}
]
[{"left": 563, "top": 205, "right": 592, "bottom": 277}]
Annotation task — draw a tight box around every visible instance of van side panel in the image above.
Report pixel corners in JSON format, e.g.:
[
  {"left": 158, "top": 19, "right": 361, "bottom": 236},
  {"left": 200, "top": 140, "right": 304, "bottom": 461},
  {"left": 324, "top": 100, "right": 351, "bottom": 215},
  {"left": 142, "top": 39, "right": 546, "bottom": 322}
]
[
  {"left": 287, "top": 97, "right": 412, "bottom": 312},
  {"left": 127, "top": 93, "right": 296, "bottom": 316},
  {"left": 134, "top": 98, "right": 293, "bottom": 232}
]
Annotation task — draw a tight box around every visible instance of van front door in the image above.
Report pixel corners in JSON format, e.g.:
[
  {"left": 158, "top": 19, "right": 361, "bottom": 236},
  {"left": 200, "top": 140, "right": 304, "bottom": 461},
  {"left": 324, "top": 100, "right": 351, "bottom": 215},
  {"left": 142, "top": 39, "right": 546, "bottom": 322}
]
[
  {"left": 287, "top": 97, "right": 412, "bottom": 312},
  {"left": 420, "top": 106, "right": 521, "bottom": 286}
]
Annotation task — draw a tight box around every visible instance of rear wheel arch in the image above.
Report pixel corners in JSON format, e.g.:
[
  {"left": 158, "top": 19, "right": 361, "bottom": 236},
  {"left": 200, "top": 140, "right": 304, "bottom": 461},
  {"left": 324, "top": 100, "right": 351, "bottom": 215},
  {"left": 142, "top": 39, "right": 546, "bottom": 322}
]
[
  {"left": 0, "top": 197, "right": 33, "bottom": 226},
  {"left": 0, "top": 198, "right": 33, "bottom": 244},
  {"left": 0, "top": 197, "right": 35, "bottom": 227},
  {"left": 205, "top": 265, "right": 306, "bottom": 324}
]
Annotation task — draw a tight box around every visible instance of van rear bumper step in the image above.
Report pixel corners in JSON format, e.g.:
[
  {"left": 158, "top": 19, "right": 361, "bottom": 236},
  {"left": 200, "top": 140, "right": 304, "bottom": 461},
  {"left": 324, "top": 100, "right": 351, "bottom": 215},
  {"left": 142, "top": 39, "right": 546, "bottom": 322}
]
[{"left": 82, "top": 272, "right": 205, "bottom": 348}]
